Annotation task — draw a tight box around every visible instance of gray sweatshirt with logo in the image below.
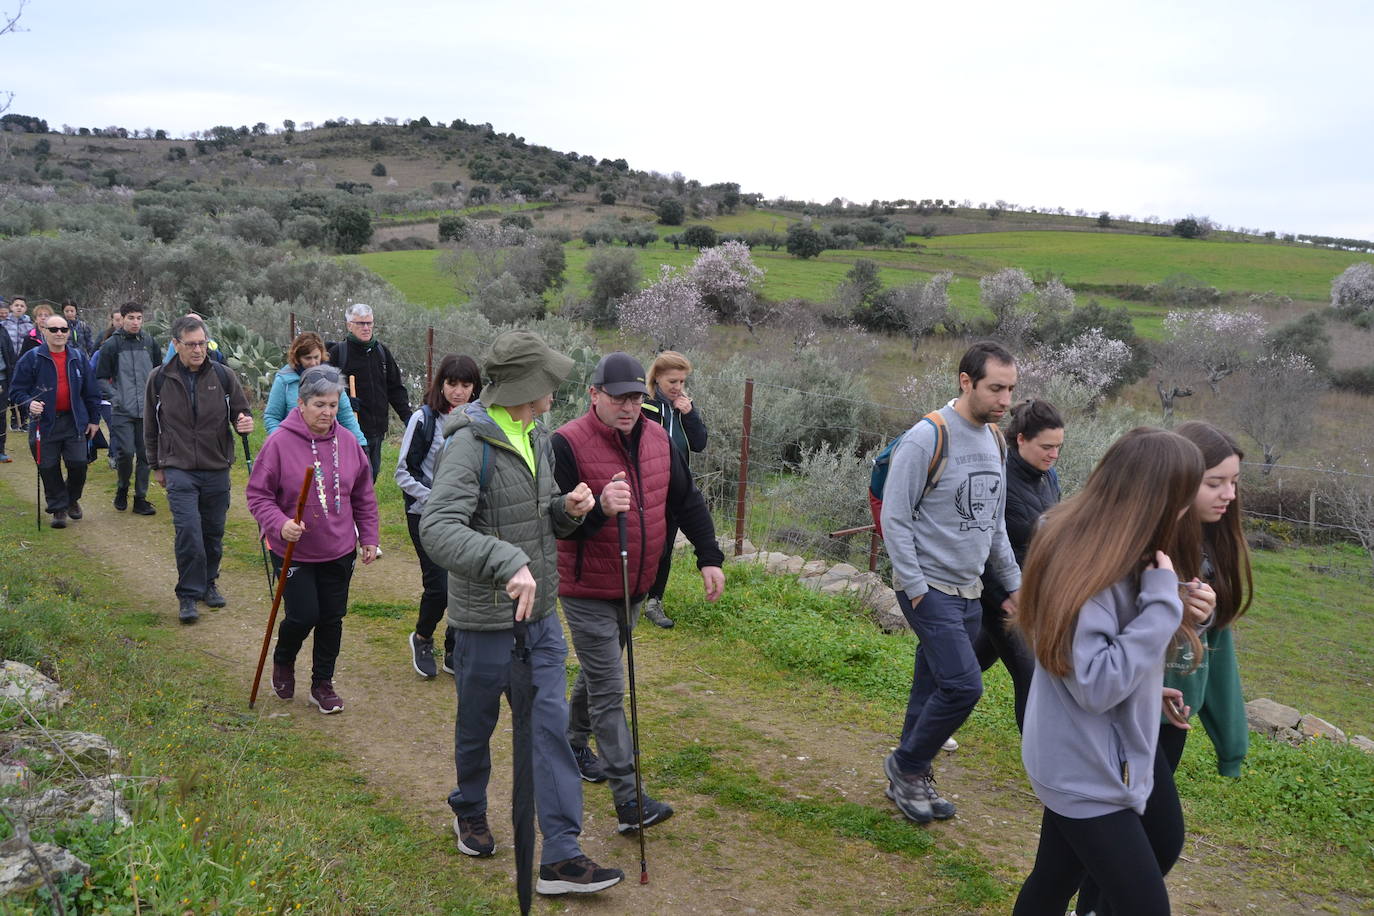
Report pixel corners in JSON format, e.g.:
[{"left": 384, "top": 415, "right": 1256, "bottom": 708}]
[
  {"left": 880, "top": 404, "right": 1020, "bottom": 598},
  {"left": 1021, "top": 567, "right": 1184, "bottom": 818}
]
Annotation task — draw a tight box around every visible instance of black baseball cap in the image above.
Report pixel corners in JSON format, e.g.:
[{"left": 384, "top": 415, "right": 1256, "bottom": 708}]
[{"left": 591, "top": 352, "right": 650, "bottom": 397}]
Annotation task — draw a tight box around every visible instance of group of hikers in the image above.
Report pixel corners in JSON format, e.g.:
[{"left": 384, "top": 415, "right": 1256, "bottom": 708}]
[{"left": 0, "top": 296, "right": 1253, "bottom": 912}]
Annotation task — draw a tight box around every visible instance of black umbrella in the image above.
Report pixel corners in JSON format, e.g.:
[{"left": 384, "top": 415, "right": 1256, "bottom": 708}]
[{"left": 509, "top": 599, "right": 536, "bottom": 915}]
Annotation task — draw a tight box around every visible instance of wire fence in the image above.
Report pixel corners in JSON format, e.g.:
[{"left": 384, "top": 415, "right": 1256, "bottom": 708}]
[{"left": 281, "top": 313, "right": 1374, "bottom": 585}]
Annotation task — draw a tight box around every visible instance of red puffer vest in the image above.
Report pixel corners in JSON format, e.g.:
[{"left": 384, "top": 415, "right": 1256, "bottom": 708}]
[{"left": 556, "top": 409, "right": 672, "bottom": 599}]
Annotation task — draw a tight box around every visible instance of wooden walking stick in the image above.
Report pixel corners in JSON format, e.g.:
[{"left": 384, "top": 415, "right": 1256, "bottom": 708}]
[{"left": 248, "top": 467, "right": 315, "bottom": 709}]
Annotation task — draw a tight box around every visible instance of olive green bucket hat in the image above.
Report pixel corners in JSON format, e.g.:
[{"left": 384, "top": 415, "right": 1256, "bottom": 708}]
[{"left": 481, "top": 330, "right": 575, "bottom": 407}]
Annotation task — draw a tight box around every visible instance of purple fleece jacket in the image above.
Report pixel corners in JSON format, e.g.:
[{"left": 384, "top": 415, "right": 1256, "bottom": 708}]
[{"left": 246, "top": 409, "right": 379, "bottom": 563}]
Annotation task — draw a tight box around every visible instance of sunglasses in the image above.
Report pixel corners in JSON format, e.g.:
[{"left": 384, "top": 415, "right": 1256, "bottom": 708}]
[{"left": 45, "top": 326, "right": 71, "bottom": 333}]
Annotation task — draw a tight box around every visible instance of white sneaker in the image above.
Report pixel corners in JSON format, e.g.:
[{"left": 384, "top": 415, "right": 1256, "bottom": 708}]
[{"left": 942, "top": 736, "right": 958, "bottom": 752}]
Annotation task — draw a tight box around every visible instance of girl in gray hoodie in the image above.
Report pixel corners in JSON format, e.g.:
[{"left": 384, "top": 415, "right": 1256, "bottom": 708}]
[{"left": 1012, "top": 428, "right": 1203, "bottom": 916}]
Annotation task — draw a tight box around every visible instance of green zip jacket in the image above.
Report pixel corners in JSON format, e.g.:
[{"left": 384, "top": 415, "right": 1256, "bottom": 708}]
[
  {"left": 1162, "top": 625, "right": 1247, "bottom": 777},
  {"left": 418, "top": 401, "right": 582, "bottom": 632}
]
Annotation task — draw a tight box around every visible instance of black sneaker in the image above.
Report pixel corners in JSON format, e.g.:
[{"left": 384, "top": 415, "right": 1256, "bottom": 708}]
[
  {"left": 643, "top": 597, "right": 674, "bottom": 629},
  {"left": 178, "top": 597, "right": 199, "bottom": 624},
  {"left": 536, "top": 855, "right": 624, "bottom": 895},
  {"left": 441, "top": 652, "right": 454, "bottom": 675},
  {"left": 615, "top": 795, "right": 673, "bottom": 835},
  {"left": 452, "top": 813, "right": 495, "bottom": 857},
  {"left": 50, "top": 511, "right": 68, "bottom": 529},
  {"left": 883, "top": 754, "right": 955, "bottom": 823},
  {"left": 272, "top": 662, "right": 295, "bottom": 700},
  {"left": 573, "top": 744, "right": 607, "bottom": 783},
  {"left": 132, "top": 498, "right": 157, "bottom": 516},
  {"left": 409, "top": 632, "right": 437, "bottom": 678},
  {"left": 67, "top": 501, "right": 82, "bottom": 520},
  {"left": 309, "top": 681, "right": 344, "bottom": 714},
  {"left": 113, "top": 489, "right": 128, "bottom": 511},
  {"left": 204, "top": 584, "right": 227, "bottom": 608}
]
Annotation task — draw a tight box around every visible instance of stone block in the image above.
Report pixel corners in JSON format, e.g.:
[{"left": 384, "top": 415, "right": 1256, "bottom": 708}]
[
  {"left": 0, "top": 660, "right": 70, "bottom": 714},
  {"left": 1245, "top": 698, "right": 1301, "bottom": 735},
  {"left": 1299, "top": 714, "right": 1346, "bottom": 743},
  {"left": 1348, "top": 735, "right": 1374, "bottom": 754},
  {"left": 798, "top": 560, "right": 829, "bottom": 579},
  {"left": 0, "top": 838, "right": 90, "bottom": 896}
]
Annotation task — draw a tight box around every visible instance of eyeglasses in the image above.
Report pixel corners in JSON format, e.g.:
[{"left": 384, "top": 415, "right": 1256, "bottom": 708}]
[
  {"left": 598, "top": 388, "right": 645, "bottom": 406},
  {"left": 348, "top": 320, "right": 374, "bottom": 327},
  {"left": 178, "top": 339, "right": 209, "bottom": 349},
  {"left": 45, "top": 326, "right": 71, "bottom": 333}
]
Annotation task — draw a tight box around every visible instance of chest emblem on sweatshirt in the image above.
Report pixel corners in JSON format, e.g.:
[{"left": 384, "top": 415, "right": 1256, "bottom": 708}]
[{"left": 955, "top": 471, "right": 1000, "bottom": 531}]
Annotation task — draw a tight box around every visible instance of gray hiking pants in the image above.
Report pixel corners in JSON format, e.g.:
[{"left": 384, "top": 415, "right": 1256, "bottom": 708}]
[
  {"left": 562, "top": 594, "right": 643, "bottom": 807},
  {"left": 111, "top": 413, "right": 150, "bottom": 499},
  {"left": 164, "top": 467, "right": 231, "bottom": 600}
]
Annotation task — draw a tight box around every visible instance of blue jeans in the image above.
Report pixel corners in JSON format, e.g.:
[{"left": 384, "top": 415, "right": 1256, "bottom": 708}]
[
  {"left": 448, "top": 613, "right": 584, "bottom": 865},
  {"left": 894, "top": 588, "right": 984, "bottom": 774}
]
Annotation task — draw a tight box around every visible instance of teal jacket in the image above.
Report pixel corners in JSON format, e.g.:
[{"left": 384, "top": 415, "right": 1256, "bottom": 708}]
[
  {"left": 263, "top": 365, "right": 367, "bottom": 447},
  {"left": 1163, "top": 625, "right": 1247, "bottom": 777}
]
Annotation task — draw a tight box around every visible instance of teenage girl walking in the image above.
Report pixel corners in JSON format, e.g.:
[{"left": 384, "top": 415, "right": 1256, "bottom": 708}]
[{"left": 1013, "top": 427, "right": 1204, "bottom": 916}]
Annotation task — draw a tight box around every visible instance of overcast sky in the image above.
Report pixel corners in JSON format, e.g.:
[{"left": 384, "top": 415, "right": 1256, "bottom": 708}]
[{"left": 11, "top": 0, "right": 1373, "bottom": 238}]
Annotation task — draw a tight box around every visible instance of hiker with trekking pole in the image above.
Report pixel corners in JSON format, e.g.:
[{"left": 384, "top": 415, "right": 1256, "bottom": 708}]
[
  {"left": 245, "top": 365, "right": 378, "bottom": 714},
  {"left": 9, "top": 313, "right": 101, "bottom": 529},
  {"left": 551, "top": 351, "right": 725, "bottom": 838},
  {"left": 417, "top": 330, "right": 622, "bottom": 897},
  {"left": 145, "top": 316, "right": 255, "bottom": 624}
]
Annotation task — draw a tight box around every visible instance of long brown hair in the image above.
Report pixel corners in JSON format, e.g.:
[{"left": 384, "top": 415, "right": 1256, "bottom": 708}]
[
  {"left": 1017, "top": 427, "right": 1204, "bottom": 677},
  {"left": 1174, "top": 421, "right": 1252, "bottom": 629}
]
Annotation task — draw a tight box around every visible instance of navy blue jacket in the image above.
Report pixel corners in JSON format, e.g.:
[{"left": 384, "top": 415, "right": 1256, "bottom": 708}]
[{"left": 8, "top": 345, "right": 101, "bottom": 436}]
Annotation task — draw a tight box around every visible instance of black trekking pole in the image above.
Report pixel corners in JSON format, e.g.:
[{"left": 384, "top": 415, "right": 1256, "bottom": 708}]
[
  {"left": 618, "top": 513, "right": 649, "bottom": 885},
  {"left": 33, "top": 422, "right": 41, "bottom": 532},
  {"left": 239, "top": 431, "right": 275, "bottom": 597}
]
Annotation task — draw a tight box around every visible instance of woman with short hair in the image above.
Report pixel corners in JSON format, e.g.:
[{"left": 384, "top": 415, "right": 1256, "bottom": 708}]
[
  {"left": 247, "top": 365, "right": 379, "bottom": 714},
  {"left": 639, "top": 350, "right": 708, "bottom": 628}
]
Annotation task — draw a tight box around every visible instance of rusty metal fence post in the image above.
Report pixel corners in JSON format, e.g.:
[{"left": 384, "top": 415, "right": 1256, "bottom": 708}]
[
  {"left": 426, "top": 326, "right": 435, "bottom": 383},
  {"left": 734, "top": 378, "right": 754, "bottom": 556},
  {"left": 289, "top": 312, "right": 297, "bottom": 341}
]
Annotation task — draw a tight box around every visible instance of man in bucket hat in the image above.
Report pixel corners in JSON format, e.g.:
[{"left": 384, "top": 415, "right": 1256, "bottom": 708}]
[
  {"left": 420, "top": 330, "right": 625, "bottom": 895},
  {"left": 551, "top": 351, "right": 725, "bottom": 834}
]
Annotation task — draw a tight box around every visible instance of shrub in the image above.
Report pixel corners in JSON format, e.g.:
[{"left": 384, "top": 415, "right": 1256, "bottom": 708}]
[
  {"left": 1331, "top": 364, "right": 1374, "bottom": 395},
  {"left": 327, "top": 201, "right": 373, "bottom": 253},
  {"left": 656, "top": 198, "right": 685, "bottom": 226},
  {"left": 137, "top": 205, "right": 187, "bottom": 242},
  {"left": 438, "top": 214, "right": 470, "bottom": 243},
  {"left": 599, "top": 190, "right": 617, "bottom": 205},
  {"left": 500, "top": 213, "right": 534, "bottom": 230},
  {"left": 1330, "top": 262, "right": 1374, "bottom": 320},
  {"left": 371, "top": 162, "right": 387, "bottom": 177},
  {"left": 584, "top": 247, "right": 641, "bottom": 325},
  {"left": 1265, "top": 311, "right": 1332, "bottom": 375},
  {"left": 785, "top": 224, "right": 825, "bottom": 259}
]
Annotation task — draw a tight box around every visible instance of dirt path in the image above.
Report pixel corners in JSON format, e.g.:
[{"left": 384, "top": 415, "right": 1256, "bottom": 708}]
[{"left": 0, "top": 460, "right": 1337, "bottom": 914}]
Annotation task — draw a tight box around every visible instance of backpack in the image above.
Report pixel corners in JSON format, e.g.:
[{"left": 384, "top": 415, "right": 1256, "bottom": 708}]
[
  {"left": 868, "top": 410, "right": 1006, "bottom": 539},
  {"left": 152, "top": 361, "right": 238, "bottom": 440}
]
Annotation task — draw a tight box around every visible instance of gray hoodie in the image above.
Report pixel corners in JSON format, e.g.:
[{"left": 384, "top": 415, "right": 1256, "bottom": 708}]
[
  {"left": 1021, "top": 567, "right": 1184, "bottom": 818},
  {"left": 880, "top": 404, "right": 1020, "bottom": 598}
]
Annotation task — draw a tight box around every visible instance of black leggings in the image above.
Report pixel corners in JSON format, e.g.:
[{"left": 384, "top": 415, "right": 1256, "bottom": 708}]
[
  {"left": 1074, "top": 725, "right": 1189, "bottom": 915},
  {"left": 272, "top": 551, "right": 355, "bottom": 684},
  {"left": 1015, "top": 744, "right": 1183, "bottom": 916},
  {"left": 973, "top": 593, "right": 1036, "bottom": 732},
  {"left": 405, "top": 511, "right": 453, "bottom": 654},
  {"left": 648, "top": 517, "right": 679, "bottom": 601}
]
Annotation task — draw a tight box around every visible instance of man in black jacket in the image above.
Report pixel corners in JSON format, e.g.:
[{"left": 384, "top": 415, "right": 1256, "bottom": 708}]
[
  {"left": 327, "top": 303, "right": 410, "bottom": 480},
  {"left": 0, "top": 311, "right": 15, "bottom": 462}
]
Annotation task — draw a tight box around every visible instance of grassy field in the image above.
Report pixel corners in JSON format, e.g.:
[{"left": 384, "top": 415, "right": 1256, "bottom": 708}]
[{"left": 355, "top": 220, "right": 1374, "bottom": 346}]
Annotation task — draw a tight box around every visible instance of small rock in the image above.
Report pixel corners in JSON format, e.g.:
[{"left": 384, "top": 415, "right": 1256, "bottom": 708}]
[
  {"left": 1348, "top": 735, "right": 1374, "bottom": 754},
  {"left": 5, "top": 730, "right": 121, "bottom": 771},
  {"left": 0, "top": 661, "right": 71, "bottom": 714},
  {"left": 1299, "top": 714, "right": 1346, "bottom": 744},
  {"left": 1245, "top": 698, "right": 1301, "bottom": 736},
  {"left": 0, "top": 838, "right": 91, "bottom": 896},
  {"left": 0, "top": 764, "right": 26, "bottom": 788},
  {"left": 847, "top": 571, "right": 886, "bottom": 599},
  {"left": 780, "top": 555, "right": 806, "bottom": 575},
  {"left": 798, "top": 560, "right": 828, "bottom": 579},
  {"left": 762, "top": 552, "right": 792, "bottom": 575}
]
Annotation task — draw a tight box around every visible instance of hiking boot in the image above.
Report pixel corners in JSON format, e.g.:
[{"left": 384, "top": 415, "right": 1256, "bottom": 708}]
[
  {"left": 441, "top": 652, "right": 454, "bottom": 675},
  {"left": 409, "top": 632, "right": 437, "bottom": 678},
  {"left": 452, "top": 813, "right": 496, "bottom": 857},
  {"left": 309, "top": 681, "right": 344, "bottom": 714},
  {"left": 272, "top": 662, "right": 295, "bottom": 700},
  {"left": 67, "top": 501, "right": 82, "bottom": 520},
  {"left": 113, "top": 488, "right": 128, "bottom": 511},
  {"left": 942, "top": 736, "right": 959, "bottom": 752},
  {"left": 536, "top": 855, "right": 624, "bottom": 895},
  {"left": 203, "top": 584, "right": 226, "bottom": 608},
  {"left": 884, "top": 754, "right": 956, "bottom": 823},
  {"left": 643, "top": 597, "right": 674, "bottom": 629},
  {"left": 615, "top": 795, "right": 673, "bottom": 835},
  {"left": 132, "top": 498, "right": 157, "bottom": 516},
  {"left": 178, "top": 597, "right": 199, "bottom": 624},
  {"left": 573, "top": 744, "right": 607, "bottom": 783},
  {"left": 50, "top": 511, "right": 68, "bottom": 529}
]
